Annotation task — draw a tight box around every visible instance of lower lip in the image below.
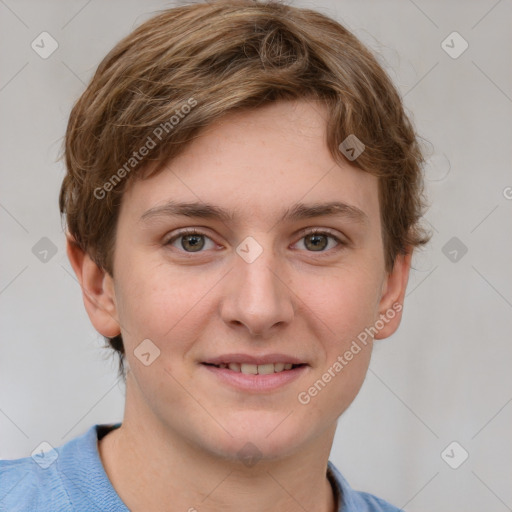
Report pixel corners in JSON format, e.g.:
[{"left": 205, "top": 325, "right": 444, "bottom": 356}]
[{"left": 200, "top": 364, "right": 308, "bottom": 392}]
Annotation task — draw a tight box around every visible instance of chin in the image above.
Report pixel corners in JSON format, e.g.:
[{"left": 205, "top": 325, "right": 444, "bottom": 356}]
[{"left": 208, "top": 413, "right": 312, "bottom": 463}]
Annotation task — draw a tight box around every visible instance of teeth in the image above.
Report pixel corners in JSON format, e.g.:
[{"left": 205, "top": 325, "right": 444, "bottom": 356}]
[
  {"left": 241, "top": 363, "right": 258, "bottom": 375},
  {"left": 257, "top": 363, "right": 275, "bottom": 375},
  {"left": 222, "top": 362, "right": 299, "bottom": 374}
]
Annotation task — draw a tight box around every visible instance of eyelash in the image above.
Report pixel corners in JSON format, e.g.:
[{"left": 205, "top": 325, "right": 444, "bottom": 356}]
[{"left": 164, "top": 228, "right": 345, "bottom": 255}]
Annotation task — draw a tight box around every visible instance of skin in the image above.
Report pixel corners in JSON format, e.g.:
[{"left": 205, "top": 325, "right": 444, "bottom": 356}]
[{"left": 68, "top": 99, "right": 412, "bottom": 512}]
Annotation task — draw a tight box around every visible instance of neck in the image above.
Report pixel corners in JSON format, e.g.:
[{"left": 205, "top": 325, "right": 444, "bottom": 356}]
[{"left": 98, "top": 376, "right": 339, "bottom": 512}]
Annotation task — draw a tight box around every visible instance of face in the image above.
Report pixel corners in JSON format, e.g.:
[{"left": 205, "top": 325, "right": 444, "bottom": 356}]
[{"left": 83, "top": 99, "right": 409, "bottom": 461}]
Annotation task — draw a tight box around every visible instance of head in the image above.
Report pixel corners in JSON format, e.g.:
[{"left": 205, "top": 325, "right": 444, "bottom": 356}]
[{"left": 60, "top": 0, "right": 430, "bottom": 460}]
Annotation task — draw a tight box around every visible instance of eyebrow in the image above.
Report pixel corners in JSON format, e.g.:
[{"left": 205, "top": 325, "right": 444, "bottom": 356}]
[{"left": 140, "top": 200, "right": 369, "bottom": 225}]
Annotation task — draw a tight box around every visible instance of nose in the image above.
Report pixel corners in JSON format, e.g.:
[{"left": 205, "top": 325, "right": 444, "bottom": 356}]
[{"left": 219, "top": 242, "right": 295, "bottom": 338}]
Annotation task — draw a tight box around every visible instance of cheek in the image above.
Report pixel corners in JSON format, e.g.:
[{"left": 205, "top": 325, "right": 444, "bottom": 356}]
[
  {"left": 302, "top": 267, "right": 381, "bottom": 344},
  {"left": 114, "top": 258, "right": 217, "bottom": 355},
  {"left": 293, "top": 270, "right": 379, "bottom": 414},
  {"left": 299, "top": 304, "right": 374, "bottom": 409}
]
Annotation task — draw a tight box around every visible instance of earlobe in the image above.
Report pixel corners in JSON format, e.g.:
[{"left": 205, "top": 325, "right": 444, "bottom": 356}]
[
  {"left": 66, "top": 235, "right": 121, "bottom": 338},
  {"left": 374, "top": 249, "right": 413, "bottom": 340}
]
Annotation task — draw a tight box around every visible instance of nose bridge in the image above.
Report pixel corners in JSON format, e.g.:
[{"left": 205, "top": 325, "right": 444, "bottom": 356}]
[{"left": 221, "top": 234, "right": 294, "bottom": 336}]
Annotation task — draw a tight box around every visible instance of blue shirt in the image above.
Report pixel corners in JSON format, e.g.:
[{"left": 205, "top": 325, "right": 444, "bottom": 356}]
[{"left": 0, "top": 423, "right": 403, "bottom": 511}]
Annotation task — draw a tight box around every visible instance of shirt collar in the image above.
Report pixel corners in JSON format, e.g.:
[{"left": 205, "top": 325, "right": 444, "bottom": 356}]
[{"left": 327, "top": 459, "right": 362, "bottom": 511}]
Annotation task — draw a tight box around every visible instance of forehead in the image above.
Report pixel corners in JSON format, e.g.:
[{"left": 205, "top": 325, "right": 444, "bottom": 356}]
[{"left": 122, "top": 100, "right": 380, "bottom": 228}]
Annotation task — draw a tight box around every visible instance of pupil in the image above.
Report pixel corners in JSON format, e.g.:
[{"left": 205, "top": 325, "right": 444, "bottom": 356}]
[
  {"left": 183, "top": 235, "right": 204, "bottom": 252},
  {"left": 307, "top": 234, "right": 326, "bottom": 251}
]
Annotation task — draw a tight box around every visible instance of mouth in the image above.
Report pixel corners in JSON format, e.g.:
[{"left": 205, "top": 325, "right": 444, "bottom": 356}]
[
  {"left": 200, "top": 356, "right": 309, "bottom": 392},
  {"left": 202, "top": 362, "right": 306, "bottom": 374}
]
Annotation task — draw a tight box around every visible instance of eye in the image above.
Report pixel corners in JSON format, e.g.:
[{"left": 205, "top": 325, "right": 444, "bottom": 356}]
[
  {"left": 165, "top": 228, "right": 345, "bottom": 255},
  {"left": 165, "top": 229, "right": 217, "bottom": 253},
  {"left": 294, "top": 228, "right": 344, "bottom": 253}
]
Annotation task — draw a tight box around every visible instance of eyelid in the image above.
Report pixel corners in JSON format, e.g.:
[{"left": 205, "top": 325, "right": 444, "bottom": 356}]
[
  {"left": 299, "top": 226, "right": 342, "bottom": 239},
  {"left": 164, "top": 227, "right": 216, "bottom": 246}
]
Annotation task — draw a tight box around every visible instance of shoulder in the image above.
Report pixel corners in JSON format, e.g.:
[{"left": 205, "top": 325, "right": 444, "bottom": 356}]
[
  {"left": 0, "top": 454, "right": 70, "bottom": 511},
  {"left": 350, "top": 490, "right": 404, "bottom": 512},
  {"left": 0, "top": 424, "right": 113, "bottom": 512},
  {"left": 327, "top": 461, "right": 403, "bottom": 512}
]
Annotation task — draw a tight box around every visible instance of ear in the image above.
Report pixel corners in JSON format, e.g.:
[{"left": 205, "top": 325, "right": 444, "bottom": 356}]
[
  {"left": 374, "top": 249, "right": 412, "bottom": 340},
  {"left": 66, "top": 235, "right": 121, "bottom": 338}
]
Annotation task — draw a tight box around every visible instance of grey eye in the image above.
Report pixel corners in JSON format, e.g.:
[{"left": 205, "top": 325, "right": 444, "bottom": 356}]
[
  {"left": 304, "top": 233, "right": 329, "bottom": 251},
  {"left": 180, "top": 233, "right": 206, "bottom": 252},
  {"left": 298, "top": 231, "right": 341, "bottom": 252},
  {"left": 166, "top": 230, "right": 216, "bottom": 253}
]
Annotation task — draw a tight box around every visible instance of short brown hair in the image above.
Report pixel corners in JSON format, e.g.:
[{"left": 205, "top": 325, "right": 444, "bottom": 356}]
[{"left": 59, "top": 0, "right": 430, "bottom": 378}]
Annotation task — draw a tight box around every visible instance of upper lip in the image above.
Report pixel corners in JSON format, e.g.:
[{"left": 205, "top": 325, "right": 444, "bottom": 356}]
[{"left": 202, "top": 353, "right": 308, "bottom": 365}]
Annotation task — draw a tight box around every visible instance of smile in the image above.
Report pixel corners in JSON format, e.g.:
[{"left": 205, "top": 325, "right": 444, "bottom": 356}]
[
  {"left": 200, "top": 362, "right": 308, "bottom": 392},
  {"left": 203, "top": 362, "right": 305, "bottom": 374}
]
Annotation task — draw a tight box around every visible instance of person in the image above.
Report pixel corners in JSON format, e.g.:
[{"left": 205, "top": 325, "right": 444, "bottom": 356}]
[{"left": 0, "top": 1, "right": 430, "bottom": 510}]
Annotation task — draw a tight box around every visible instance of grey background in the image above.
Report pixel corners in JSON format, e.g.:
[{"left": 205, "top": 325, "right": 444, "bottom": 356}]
[{"left": 1, "top": 0, "right": 511, "bottom": 510}]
